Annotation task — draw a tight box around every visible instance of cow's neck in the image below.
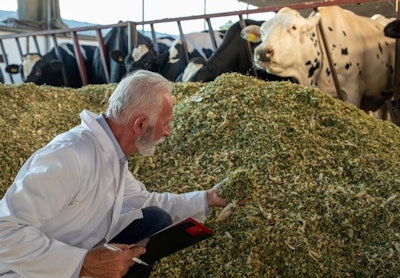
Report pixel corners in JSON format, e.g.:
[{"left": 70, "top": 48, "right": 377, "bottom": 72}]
[
  {"left": 290, "top": 28, "right": 322, "bottom": 87},
  {"left": 308, "top": 23, "right": 337, "bottom": 98},
  {"left": 293, "top": 25, "right": 335, "bottom": 98}
]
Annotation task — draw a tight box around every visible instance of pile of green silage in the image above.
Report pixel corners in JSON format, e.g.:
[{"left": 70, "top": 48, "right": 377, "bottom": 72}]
[{"left": 1, "top": 73, "right": 400, "bottom": 277}]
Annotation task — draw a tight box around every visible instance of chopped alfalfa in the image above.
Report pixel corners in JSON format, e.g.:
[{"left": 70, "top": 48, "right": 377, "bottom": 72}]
[
  {"left": 219, "top": 168, "right": 257, "bottom": 203},
  {"left": 216, "top": 169, "right": 257, "bottom": 222},
  {"left": 1, "top": 73, "right": 400, "bottom": 277}
]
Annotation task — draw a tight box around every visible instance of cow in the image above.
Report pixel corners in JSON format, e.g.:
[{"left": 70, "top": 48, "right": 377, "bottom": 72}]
[
  {"left": 240, "top": 6, "right": 396, "bottom": 113},
  {"left": 120, "top": 30, "right": 225, "bottom": 81},
  {"left": 179, "top": 19, "right": 296, "bottom": 83},
  {"left": 122, "top": 35, "right": 175, "bottom": 74},
  {"left": 5, "top": 43, "right": 97, "bottom": 88},
  {"left": 91, "top": 25, "right": 153, "bottom": 84}
]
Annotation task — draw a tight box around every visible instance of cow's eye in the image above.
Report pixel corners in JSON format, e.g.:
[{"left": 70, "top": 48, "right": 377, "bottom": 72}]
[{"left": 292, "top": 25, "right": 297, "bottom": 31}]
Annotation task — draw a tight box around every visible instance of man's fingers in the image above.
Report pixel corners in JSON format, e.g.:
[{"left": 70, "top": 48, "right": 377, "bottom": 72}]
[
  {"left": 215, "top": 178, "right": 228, "bottom": 188},
  {"left": 128, "top": 246, "right": 146, "bottom": 258}
]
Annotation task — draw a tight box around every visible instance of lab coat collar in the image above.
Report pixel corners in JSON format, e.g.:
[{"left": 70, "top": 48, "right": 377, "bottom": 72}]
[{"left": 95, "top": 113, "right": 127, "bottom": 165}]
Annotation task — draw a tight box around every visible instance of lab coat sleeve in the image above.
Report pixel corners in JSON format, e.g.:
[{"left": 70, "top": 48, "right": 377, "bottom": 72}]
[
  {"left": 122, "top": 171, "right": 209, "bottom": 223},
  {"left": 0, "top": 146, "right": 88, "bottom": 278}
]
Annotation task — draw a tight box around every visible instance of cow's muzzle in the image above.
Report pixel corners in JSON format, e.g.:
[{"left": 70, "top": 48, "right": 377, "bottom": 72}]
[{"left": 255, "top": 47, "right": 273, "bottom": 62}]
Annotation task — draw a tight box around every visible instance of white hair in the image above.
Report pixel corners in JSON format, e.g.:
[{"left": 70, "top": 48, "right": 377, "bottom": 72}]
[{"left": 106, "top": 70, "right": 173, "bottom": 126}]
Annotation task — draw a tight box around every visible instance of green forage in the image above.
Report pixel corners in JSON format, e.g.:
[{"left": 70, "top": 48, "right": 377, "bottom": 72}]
[{"left": 2, "top": 73, "right": 400, "bottom": 277}]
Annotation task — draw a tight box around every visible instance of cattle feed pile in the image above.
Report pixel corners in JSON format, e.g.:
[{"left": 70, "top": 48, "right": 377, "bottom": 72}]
[{"left": 1, "top": 73, "right": 400, "bottom": 276}]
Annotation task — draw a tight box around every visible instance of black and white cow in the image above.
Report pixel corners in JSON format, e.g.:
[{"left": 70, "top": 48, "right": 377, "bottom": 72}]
[
  {"left": 122, "top": 30, "right": 225, "bottom": 81},
  {"left": 6, "top": 43, "right": 97, "bottom": 88},
  {"left": 241, "top": 6, "right": 396, "bottom": 113},
  {"left": 91, "top": 25, "right": 153, "bottom": 84},
  {"left": 180, "top": 19, "right": 296, "bottom": 83},
  {"left": 123, "top": 35, "right": 175, "bottom": 74}
]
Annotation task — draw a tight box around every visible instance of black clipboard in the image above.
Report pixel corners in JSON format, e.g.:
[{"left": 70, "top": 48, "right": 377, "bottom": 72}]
[{"left": 136, "top": 217, "right": 214, "bottom": 262}]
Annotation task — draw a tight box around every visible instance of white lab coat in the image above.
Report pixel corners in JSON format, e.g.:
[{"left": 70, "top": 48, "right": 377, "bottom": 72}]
[{"left": 0, "top": 110, "right": 208, "bottom": 278}]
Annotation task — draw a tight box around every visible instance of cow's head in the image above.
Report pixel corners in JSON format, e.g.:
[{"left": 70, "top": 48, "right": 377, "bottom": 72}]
[
  {"left": 25, "top": 56, "right": 64, "bottom": 86},
  {"left": 22, "top": 54, "right": 42, "bottom": 78},
  {"left": 111, "top": 43, "right": 168, "bottom": 75},
  {"left": 178, "top": 56, "right": 207, "bottom": 82},
  {"left": 126, "top": 44, "right": 161, "bottom": 73},
  {"left": 241, "top": 7, "right": 321, "bottom": 83},
  {"left": 5, "top": 53, "right": 42, "bottom": 79}
]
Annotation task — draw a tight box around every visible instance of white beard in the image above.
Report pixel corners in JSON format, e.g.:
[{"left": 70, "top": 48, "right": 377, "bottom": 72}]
[{"left": 136, "top": 127, "right": 165, "bottom": 156}]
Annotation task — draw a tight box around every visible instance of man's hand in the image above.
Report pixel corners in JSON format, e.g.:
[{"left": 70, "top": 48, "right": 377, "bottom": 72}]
[
  {"left": 79, "top": 244, "right": 146, "bottom": 278},
  {"left": 206, "top": 179, "right": 228, "bottom": 207}
]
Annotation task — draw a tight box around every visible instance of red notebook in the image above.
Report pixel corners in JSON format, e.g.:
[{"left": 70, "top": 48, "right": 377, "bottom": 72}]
[{"left": 134, "top": 217, "right": 214, "bottom": 262}]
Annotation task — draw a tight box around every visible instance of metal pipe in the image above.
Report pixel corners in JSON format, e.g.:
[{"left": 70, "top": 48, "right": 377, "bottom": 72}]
[
  {"left": 95, "top": 29, "right": 110, "bottom": 83},
  {"left": 0, "top": 39, "right": 14, "bottom": 83},
  {"left": 71, "top": 31, "right": 88, "bottom": 85}
]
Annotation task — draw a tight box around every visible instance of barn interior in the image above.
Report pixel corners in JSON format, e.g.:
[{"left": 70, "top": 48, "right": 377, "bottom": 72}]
[{"left": 2, "top": 1, "right": 400, "bottom": 276}]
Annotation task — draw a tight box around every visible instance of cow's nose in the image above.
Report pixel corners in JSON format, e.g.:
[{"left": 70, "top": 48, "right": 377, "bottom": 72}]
[{"left": 255, "top": 47, "right": 273, "bottom": 62}]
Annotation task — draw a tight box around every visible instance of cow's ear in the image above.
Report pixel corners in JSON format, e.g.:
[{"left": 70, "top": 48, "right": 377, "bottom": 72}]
[
  {"left": 110, "top": 50, "right": 125, "bottom": 64},
  {"left": 49, "top": 60, "right": 64, "bottom": 71},
  {"left": 241, "top": 25, "right": 261, "bottom": 43},
  {"left": 303, "top": 12, "right": 321, "bottom": 32},
  {"left": 5, "top": 64, "right": 21, "bottom": 74}
]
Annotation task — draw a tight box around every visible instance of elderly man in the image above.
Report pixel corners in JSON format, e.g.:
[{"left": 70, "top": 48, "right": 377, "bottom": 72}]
[{"left": 0, "top": 70, "right": 226, "bottom": 277}]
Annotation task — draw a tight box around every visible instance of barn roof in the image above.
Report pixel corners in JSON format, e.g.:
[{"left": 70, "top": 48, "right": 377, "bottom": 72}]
[
  {"left": 0, "top": 10, "right": 173, "bottom": 39},
  {"left": 0, "top": 10, "right": 99, "bottom": 34},
  {"left": 238, "top": 0, "right": 397, "bottom": 18}
]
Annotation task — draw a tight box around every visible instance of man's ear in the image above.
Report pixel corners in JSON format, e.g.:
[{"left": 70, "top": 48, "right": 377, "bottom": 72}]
[{"left": 133, "top": 115, "right": 149, "bottom": 134}]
